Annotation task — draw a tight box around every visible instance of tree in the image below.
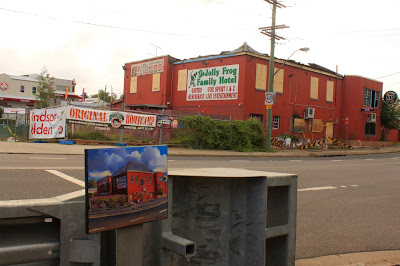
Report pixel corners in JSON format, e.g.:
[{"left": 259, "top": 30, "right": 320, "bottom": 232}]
[
  {"left": 35, "top": 67, "right": 55, "bottom": 108},
  {"left": 380, "top": 99, "right": 400, "bottom": 140},
  {"left": 91, "top": 89, "right": 117, "bottom": 103}
]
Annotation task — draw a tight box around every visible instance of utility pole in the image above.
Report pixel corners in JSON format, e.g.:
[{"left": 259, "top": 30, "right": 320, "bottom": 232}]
[{"left": 260, "top": 0, "right": 287, "bottom": 151}]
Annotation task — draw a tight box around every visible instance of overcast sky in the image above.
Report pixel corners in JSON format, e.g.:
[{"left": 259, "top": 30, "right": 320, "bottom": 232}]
[{"left": 1, "top": 0, "right": 400, "bottom": 98}]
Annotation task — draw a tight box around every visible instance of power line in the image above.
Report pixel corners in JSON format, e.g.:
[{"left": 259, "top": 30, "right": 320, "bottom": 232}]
[
  {"left": 375, "top": 71, "right": 400, "bottom": 79},
  {"left": 0, "top": 7, "right": 189, "bottom": 37}
]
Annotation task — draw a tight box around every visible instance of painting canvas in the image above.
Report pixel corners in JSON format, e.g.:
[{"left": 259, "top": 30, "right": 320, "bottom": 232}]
[{"left": 85, "top": 146, "right": 168, "bottom": 234}]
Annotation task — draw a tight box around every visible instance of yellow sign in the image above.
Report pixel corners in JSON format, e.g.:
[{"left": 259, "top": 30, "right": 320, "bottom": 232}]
[{"left": 266, "top": 105, "right": 272, "bottom": 109}]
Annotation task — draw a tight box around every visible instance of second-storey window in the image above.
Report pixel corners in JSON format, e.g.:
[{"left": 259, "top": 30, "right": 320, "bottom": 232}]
[
  {"left": 363, "top": 88, "right": 380, "bottom": 108},
  {"left": 20, "top": 85, "right": 25, "bottom": 92}
]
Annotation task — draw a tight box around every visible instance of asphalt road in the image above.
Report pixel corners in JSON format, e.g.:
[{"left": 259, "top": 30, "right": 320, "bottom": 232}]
[{"left": 1, "top": 152, "right": 399, "bottom": 259}]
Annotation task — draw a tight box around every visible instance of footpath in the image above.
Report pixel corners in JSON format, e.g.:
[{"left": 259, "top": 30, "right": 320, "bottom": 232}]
[{"left": 1, "top": 141, "right": 400, "bottom": 265}]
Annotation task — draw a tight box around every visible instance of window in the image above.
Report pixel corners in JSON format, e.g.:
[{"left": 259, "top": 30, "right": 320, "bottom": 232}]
[
  {"left": 140, "top": 179, "right": 143, "bottom": 185},
  {"left": 255, "top": 64, "right": 267, "bottom": 91},
  {"left": 250, "top": 113, "right": 263, "bottom": 123},
  {"left": 159, "top": 176, "right": 164, "bottom": 182},
  {"left": 310, "top": 77, "right": 319, "bottom": 100},
  {"left": 177, "top": 69, "right": 188, "bottom": 91},
  {"left": 145, "top": 176, "right": 147, "bottom": 183},
  {"left": 290, "top": 118, "right": 306, "bottom": 133},
  {"left": 135, "top": 176, "right": 138, "bottom": 183},
  {"left": 363, "top": 88, "right": 380, "bottom": 108},
  {"left": 32, "top": 87, "right": 37, "bottom": 94},
  {"left": 326, "top": 81, "right": 334, "bottom": 102},
  {"left": 149, "top": 176, "right": 152, "bottom": 183},
  {"left": 273, "top": 116, "right": 280, "bottom": 129},
  {"left": 130, "top": 176, "right": 134, "bottom": 183},
  {"left": 273, "top": 68, "right": 284, "bottom": 93},
  {"left": 152, "top": 73, "right": 161, "bottom": 92},
  {"left": 20, "top": 85, "right": 25, "bottom": 92},
  {"left": 130, "top": 77, "right": 137, "bottom": 94},
  {"left": 365, "top": 122, "right": 376, "bottom": 135}
]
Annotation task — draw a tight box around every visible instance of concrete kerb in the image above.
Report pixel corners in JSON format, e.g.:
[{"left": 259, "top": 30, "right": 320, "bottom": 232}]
[{"left": 0, "top": 142, "right": 400, "bottom": 157}]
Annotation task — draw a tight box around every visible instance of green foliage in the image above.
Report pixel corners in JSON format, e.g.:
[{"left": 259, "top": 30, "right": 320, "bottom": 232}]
[
  {"left": 35, "top": 67, "right": 55, "bottom": 108},
  {"left": 71, "top": 130, "right": 111, "bottom": 141},
  {"left": 172, "top": 116, "right": 265, "bottom": 152},
  {"left": 277, "top": 132, "right": 299, "bottom": 142},
  {"left": 91, "top": 195, "right": 127, "bottom": 210},
  {"left": 91, "top": 89, "right": 117, "bottom": 103},
  {"left": 381, "top": 100, "right": 400, "bottom": 140}
]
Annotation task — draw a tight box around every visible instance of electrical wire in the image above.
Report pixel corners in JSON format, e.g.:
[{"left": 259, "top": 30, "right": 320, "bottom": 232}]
[{"left": 375, "top": 72, "right": 400, "bottom": 79}]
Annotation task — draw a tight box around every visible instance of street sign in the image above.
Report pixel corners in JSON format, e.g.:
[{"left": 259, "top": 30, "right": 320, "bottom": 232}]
[
  {"left": 345, "top": 117, "right": 349, "bottom": 125},
  {"left": 361, "top": 108, "right": 374, "bottom": 111},
  {"left": 265, "top": 92, "right": 276, "bottom": 105},
  {"left": 384, "top": 91, "right": 398, "bottom": 104}
]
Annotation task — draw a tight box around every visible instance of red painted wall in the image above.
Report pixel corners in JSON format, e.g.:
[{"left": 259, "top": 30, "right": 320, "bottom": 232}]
[
  {"left": 342, "top": 76, "right": 383, "bottom": 141},
  {"left": 123, "top": 56, "right": 174, "bottom": 109}
]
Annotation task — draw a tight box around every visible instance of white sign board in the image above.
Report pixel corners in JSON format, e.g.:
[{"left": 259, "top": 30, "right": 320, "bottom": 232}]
[
  {"left": 29, "top": 107, "right": 67, "bottom": 139},
  {"left": 3, "top": 108, "right": 26, "bottom": 114},
  {"left": 187, "top": 64, "right": 239, "bottom": 101},
  {"left": 131, "top": 59, "right": 164, "bottom": 77},
  {"left": 66, "top": 106, "right": 157, "bottom": 130},
  {"left": 265, "top": 92, "right": 276, "bottom": 105}
]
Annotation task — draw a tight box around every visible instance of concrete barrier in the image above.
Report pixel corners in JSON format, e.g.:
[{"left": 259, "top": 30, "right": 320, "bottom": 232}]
[{"left": 0, "top": 168, "right": 297, "bottom": 266}]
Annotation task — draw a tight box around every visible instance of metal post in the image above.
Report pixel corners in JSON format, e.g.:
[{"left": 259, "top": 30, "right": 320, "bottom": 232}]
[
  {"left": 159, "top": 108, "right": 165, "bottom": 145},
  {"left": 14, "top": 111, "right": 17, "bottom": 141},
  {"left": 119, "top": 104, "right": 125, "bottom": 143},
  {"left": 266, "top": 0, "right": 277, "bottom": 151},
  {"left": 346, "top": 123, "right": 348, "bottom": 152}
]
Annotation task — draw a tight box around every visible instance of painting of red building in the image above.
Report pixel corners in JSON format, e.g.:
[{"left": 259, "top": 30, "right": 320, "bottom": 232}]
[{"left": 85, "top": 145, "right": 168, "bottom": 234}]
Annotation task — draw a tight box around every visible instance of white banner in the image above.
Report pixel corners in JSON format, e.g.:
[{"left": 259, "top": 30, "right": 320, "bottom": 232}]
[
  {"left": 29, "top": 107, "right": 67, "bottom": 139},
  {"left": 187, "top": 64, "right": 239, "bottom": 101},
  {"left": 131, "top": 59, "right": 164, "bottom": 77},
  {"left": 66, "top": 106, "right": 157, "bottom": 130}
]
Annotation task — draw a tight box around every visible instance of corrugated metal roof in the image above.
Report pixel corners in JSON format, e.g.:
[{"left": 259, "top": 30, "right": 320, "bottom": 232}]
[
  {"left": 112, "top": 161, "right": 153, "bottom": 177},
  {"left": 8, "top": 75, "right": 38, "bottom": 82}
]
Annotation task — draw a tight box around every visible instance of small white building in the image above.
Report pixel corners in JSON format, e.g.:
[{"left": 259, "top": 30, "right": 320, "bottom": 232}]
[{"left": 0, "top": 73, "right": 80, "bottom": 110}]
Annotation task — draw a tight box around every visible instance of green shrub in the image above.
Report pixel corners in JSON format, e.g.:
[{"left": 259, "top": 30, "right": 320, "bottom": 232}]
[
  {"left": 172, "top": 116, "right": 265, "bottom": 152},
  {"left": 71, "top": 130, "right": 111, "bottom": 141},
  {"left": 277, "top": 132, "right": 299, "bottom": 142}
]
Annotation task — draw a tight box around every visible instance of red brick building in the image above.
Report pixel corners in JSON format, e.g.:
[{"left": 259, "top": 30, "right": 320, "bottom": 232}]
[{"left": 121, "top": 43, "right": 383, "bottom": 142}]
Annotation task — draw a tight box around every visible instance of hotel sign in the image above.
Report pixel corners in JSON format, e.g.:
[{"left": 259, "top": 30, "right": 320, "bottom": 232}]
[{"left": 187, "top": 64, "right": 239, "bottom": 101}]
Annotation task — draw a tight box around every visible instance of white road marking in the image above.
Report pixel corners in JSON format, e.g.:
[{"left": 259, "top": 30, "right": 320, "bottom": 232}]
[
  {"left": 54, "top": 189, "right": 85, "bottom": 201},
  {"left": 351, "top": 185, "right": 359, "bottom": 187},
  {"left": 393, "top": 157, "right": 399, "bottom": 160},
  {"left": 168, "top": 160, "right": 176, "bottom": 162},
  {"left": 289, "top": 160, "right": 303, "bottom": 162},
  {"left": 159, "top": 209, "right": 167, "bottom": 214},
  {"left": 298, "top": 186, "right": 337, "bottom": 192},
  {"left": 0, "top": 167, "right": 84, "bottom": 170},
  {"left": 340, "top": 186, "right": 346, "bottom": 188},
  {"left": 332, "top": 160, "right": 343, "bottom": 162},
  {"left": 46, "top": 170, "right": 85, "bottom": 187},
  {"left": 30, "top": 157, "right": 67, "bottom": 160},
  {"left": 131, "top": 217, "right": 144, "bottom": 222},
  {"left": 365, "top": 159, "right": 374, "bottom": 161}
]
